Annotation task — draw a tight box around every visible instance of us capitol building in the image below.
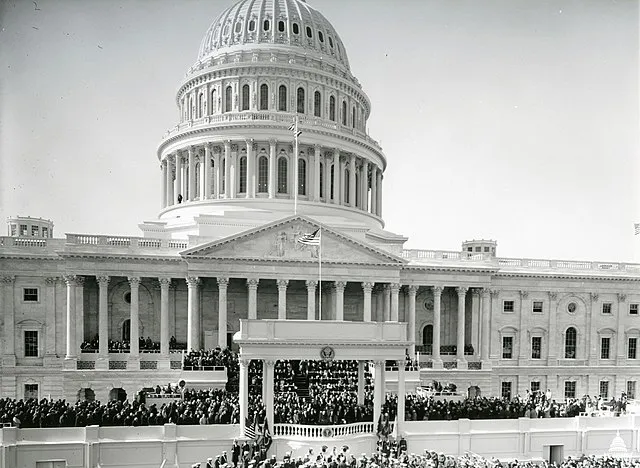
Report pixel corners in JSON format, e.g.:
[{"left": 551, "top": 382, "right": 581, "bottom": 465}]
[{"left": 1, "top": 0, "right": 639, "bottom": 406}]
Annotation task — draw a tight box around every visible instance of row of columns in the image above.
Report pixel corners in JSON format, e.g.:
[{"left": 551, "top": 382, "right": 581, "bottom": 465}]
[{"left": 160, "top": 142, "right": 384, "bottom": 217}]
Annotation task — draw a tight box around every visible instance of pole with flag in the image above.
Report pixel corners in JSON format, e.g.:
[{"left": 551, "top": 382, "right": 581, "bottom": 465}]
[
  {"left": 289, "top": 117, "right": 301, "bottom": 215},
  {"left": 297, "top": 228, "right": 322, "bottom": 319},
  {"left": 635, "top": 223, "right": 640, "bottom": 236}
]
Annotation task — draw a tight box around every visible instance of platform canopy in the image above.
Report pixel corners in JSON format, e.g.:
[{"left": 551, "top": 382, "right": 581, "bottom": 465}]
[{"left": 234, "top": 319, "right": 410, "bottom": 361}]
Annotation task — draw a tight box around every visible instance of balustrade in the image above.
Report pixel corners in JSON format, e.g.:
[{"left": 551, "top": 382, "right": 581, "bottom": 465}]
[{"left": 273, "top": 421, "right": 374, "bottom": 438}]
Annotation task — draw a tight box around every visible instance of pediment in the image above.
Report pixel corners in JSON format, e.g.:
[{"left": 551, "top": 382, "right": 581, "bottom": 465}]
[{"left": 181, "top": 216, "right": 405, "bottom": 265}]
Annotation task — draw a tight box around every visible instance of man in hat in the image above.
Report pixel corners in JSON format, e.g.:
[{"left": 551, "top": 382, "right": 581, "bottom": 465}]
[{"left": 206, "top": 458, "right": 214, "bottom": 468}]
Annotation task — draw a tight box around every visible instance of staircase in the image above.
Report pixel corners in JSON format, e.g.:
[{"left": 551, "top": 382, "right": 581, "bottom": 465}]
[{"left": 293, "top": 372, "right": 310, "bottom": 399}]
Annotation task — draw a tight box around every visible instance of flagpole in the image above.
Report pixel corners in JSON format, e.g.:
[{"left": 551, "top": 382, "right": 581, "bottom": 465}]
[
  {"left": 294, "top": 115, "right": 299, "bottom": 215},
  {"left": 318, "top": 228, "right": 322, "bottom": 321}
]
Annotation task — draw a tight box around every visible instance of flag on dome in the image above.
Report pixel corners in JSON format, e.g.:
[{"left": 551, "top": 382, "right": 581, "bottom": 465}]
[
  {"left": 297, "top": 229, "right": 321, "bottom": 246},
  {"left": 289, "top": 121, "right": 302, "bottom": 138},
  {"left": 635, "top": 223, "right": 640, "bottom": 235}
]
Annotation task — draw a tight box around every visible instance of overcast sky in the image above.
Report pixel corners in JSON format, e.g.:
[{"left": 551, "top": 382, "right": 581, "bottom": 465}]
[{"left": 1, "top": 0, "right": 638, "bottom": 262}]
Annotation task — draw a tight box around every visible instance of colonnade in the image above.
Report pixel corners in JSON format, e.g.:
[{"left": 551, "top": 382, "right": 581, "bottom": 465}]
[{"left": 160, "top": 141, "right": 383, "bottom": 217}]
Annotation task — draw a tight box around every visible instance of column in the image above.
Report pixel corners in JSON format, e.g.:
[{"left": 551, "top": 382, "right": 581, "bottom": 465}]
[
  {"left": 76, "top": 276, "right": 85, "bottom": 348},
  {"left": 128, "top": 277, "right": 140, "bottom": 359},
  {"left": 456, "top": 286, "right": 467, "bottom": 367},
  {"left": 587, "top": 293, "right": 598, "bottom": 365},
  {"left": 268, "top": 139, "right": 276, "bottom": 198},
  {"left": 375, "top": 286, "right": 383, "bottom": 322},
  {"left": 432, "top": 286, "right": 443, "bottom": 368},
  {"left": 306, "top": 280, "right": 317, "bottom": 321},
  {"left": 547, "top": 291, "right": 558, "bottom": 364},
  {"left": 361, "top": 161, "right": 369, "bottom": 212},
  {"left": 2, "top": 276, "right": 16, "bottom": 366},
  {"left": 373, "top": 360, "right": 384, "bottom": 430},
  {"left": 480, "top": 289, "right": 491, "bottom": 364},
  {"left": 64, "top": 275, "right": 77, "bottom": 361},
  {"left": 203, "top": 144, "right": 212, "bottom": 199},
  {"left": 407, "top": 286, "right": 418, "bottom": 355},
  {"left": 230, "top": 144, "right": 238, "bottom": 198},
  {"left": 44, "top": 277, "right": 57, "bottom": 361},
  {"left": 264, "top": 360, "right": 275, "bottom": 428},
  {"left": 383, "top": 284, "right": 391, "bottom": 321},
  {"left": 218, "top": 278, "right": 229, "bottom": 348},
  {"left": 357, "top": 360, "right": 365, "bottom": 404},
  {"left": 214, "top": 150, "right": 221, "bottom": 199},
  {"left": 390, "top": 283, "right": 400, "bottom": 321},
  {"left": 97, "top": 275, "right": 109, "bottom": 365},
  {"left": 370, "top": 165, "right": 377, "bottom": 215},
  {"left": 161, "top": 160, "right": 168, "bottom": 208},
  {"left": 362, "top": 282, "right": 374, "bottom": 322},
  {"left": 332, "top": 149, "right": 340, "bottom": 204},
  {"left": 376, "top": 169, "right": 383, "bottom": 217},
  {"left": 471, "top": 290, "right": 481, "bottom": 356},
  {"left": 323, "top": 153, "right": 330, "bottom": 202},
  {"left": 334, "top": 281, "right": 346, "bottom": 321},
  {"left": 349, "top": 154, "right": 356, "bottom": 207},
  {"left": 397, "top": 358, "right": 406, "bottom": 434},
  {"left": 246, "top": 139, "right": 255, "bottom": 198},
  {"left": 247, "top": 279, "right": 258, "bottom": 320},
  {"left": 277, "top": 279, "right": 288, "bottom": 319},
  {"left": 616, "top": 293, "right": 627, "bottom": 362},
  {"left": 175, "top": 152, "right": 183, "bottom": 203},
  {"left": 198, "top": 154, "right": 205, "bottom": 200},
  {"left": 239, "top": 358, "right": 249, "bottom": 437},
  {"left": 159, "top": 277, "right": 171, "bottom": 356},
  {"left": 224, "top": 141, "right": 232, "bottom": 198},
  {"left": 518, "top": 290, "right": 529, "bottom": 361},
  {"left": 313, "top": 145, "right": 321, "bottom": 201},
  {"left": 188, "top": 146, "right": 196, "bottom": 201}
]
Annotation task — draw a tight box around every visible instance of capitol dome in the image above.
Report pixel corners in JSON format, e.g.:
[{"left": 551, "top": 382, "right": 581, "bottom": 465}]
[{"left": 197, "top": 0, "right": 351, "bottom": 71}]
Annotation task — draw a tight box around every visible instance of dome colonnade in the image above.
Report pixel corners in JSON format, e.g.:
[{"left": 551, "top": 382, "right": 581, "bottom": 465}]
[{"left": 157, "top": 0, "right": 386, "bottom": 227}]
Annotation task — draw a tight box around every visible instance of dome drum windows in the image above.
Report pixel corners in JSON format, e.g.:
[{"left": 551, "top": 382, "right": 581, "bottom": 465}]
[
  {"left": 241, "top": 84, "right": 250, "bottom": 111},
  {"left": 278, "top": 85, "right": 287, "bottom": 112},
  {"left": 258, "top": 156, "right": 268, "bottom": 193},
  {"left": 263, "top": 20, "right": 271, "bottom": 31},
  {"left": 296, "top": 87, "right": 305, "bottom": 114},
  {"left": 225, "top": 85, "right": 233, "bottom": 113},
  {"left": 248, "top": 19, "right": 256, "bottom": 32},
  {"left": 313, "top": 91, "right": 321, "bottom": 118},
  {"left": 298, "top": 158, "right": 306, "bottom": 195},
  {"left": 329, "top": 96, "right": 336, "bottom": 122},
  {"left": 277, "top": 156, "right": 288, "bottom": 194},
  {"left": 292, "top": 23, "right": 299, "bottom": 35},
  {"left": 341, "top": 100, "right": 347, "bottom": 126},
  {"left": 259, "top": 84, "right": 269, "bottom": 111},
  {"left": 278, "top": 20, "right": 285, "bottom": 33}
]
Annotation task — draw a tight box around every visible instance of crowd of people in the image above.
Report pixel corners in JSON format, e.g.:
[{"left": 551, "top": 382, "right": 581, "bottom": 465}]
[
  {"left": 192, "top": 444, "right": 640, "bottom": 468},
  {"left": 80, "top": 335, "right": 186, "bottom": 353},
  {"left": 183, "top": 348, "right": 239, "bottom": 370}
]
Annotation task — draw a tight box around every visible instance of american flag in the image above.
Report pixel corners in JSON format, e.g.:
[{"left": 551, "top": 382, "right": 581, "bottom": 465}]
[
  {"left": 288, "top": 121, "right": 302, "bottom": 138},
  {"left": 635, "top": 223, "right": 640, "bottom": 235},
  {"left": 297, "top": 229, "right": 320, "bottom": 246},
  {"left": 245, "top": 417, "right": 257, "bottom": 439}
]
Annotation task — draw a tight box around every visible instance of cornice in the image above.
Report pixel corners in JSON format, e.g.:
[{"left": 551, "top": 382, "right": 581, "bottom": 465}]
[
  {"left": 401, "top": 264, "right": 498, "bottom": 275},
  {"left": 235, "top": 340, "right": 410, "bottom": 348},
  {"left": 186, "top": 255, "right": 403, "bottom": 268},
  {"left": 0, "top": 253, "right": 60, "bottom": 261},
  {"left": 57, "top": 252, "right": 183, "bottom": 262},
  {"left": 495, "top": 271, "right": 640, "bottom": 282}
]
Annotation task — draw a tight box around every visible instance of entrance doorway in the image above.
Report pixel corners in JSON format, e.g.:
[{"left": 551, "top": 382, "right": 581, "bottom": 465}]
[{"left": 109, "top": 388, "right": 127, "bottom": 402}]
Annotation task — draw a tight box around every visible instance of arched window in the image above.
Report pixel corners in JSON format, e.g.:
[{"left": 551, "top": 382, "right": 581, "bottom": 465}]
[
  {"left": 352, "top": 106, "right": 356, "bottom": 128},
  {"left": 241, "top": 84, "right": 250, "bottom": 111},
  {"left": 210, "top": 89, "right": 217, "bottom": 114},
  {"left": 330, "top": 165, "right": 335, "bottom": 199},
  {"left": 263, "top": 20, "right": 270, "bottom": 31},
  {"left": 199, "top": 92, "right": 204, "bottom": 118},
  {"left": 423, "top": 325, "right": 433, "bottom": 347},
  {"left": 239, "top": 156, "right": 247, "bottom": 193},
  {"left": 235, "top": 22, "right": 242, "bottom": 33},
  {"left": 565, "top": 327, "right": 577, "bottom": 359},
  {"left": 319, "top": 162, "right": 324, "bottom": 198},
  {"left": 249, "top": 20, "right": 256, "bottom": 32},
  {"left": 225, "top": 86, "right": 232, "bottom": 113},
  {"left": 318, "top": 31, "right": 324, "bottom": 43},
  {"left": 277, "top": 157, "right": 288, "bottom": 193},
  {"left": 341, "top": 101, "right": 347, "bottom": 126},
  {"left": 297, "top": 87, "right": 305, "bottom": 114},
  {"left": 259, "top": 84, "right": 269, "bottom": 110},
  {"left": 329, "top": 96, "right": 336, "bottom": 121},
  {"left": 344, "top": 168, "right": 350, "bottom": 204},
  {"left": 188, "top": 96, "right": 193, "bottom": 119},
  {"left": 314, "top": 91, "right": 321, "bottom": 117},
  {"left": 298, "top": 158, "right": 306, "bottom": 195},
  {"left": 258, "top": 156, "right": 268, "bottom": 193},
  {"left": 292, "top": 23, "right": 299, "bottom": 35},
  {"left": 278, "top": 85, "right": 287, "bottom": 111},
  {"left": 278, "top": 20, "right": 285, "bottom": 33},
  {"left": 306, "top": 26, "right": 312, "bottom": 38}
]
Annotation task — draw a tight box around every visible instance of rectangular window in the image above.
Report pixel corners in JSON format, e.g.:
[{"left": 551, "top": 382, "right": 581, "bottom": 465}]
[
  {"left": 503, "top": 300, "right": 514, "bottom": 313},
  {"left": 532, "top": 301, "right": 543, "bottom": 314},
  {"left": 630, "top": 303, "right": 639, "bottom": 315},
  {"left": 20, "top": 224, "right": 28, "bottom": 236},
  {"left": 564, "top": 381, "right": 576, "bottom": 400},
  {"left": 467, "top": 247, "right": 473, "bottom": 252},
  {"left": 484, "top": 247, "right": 490, "bottom": 252},
  {"left": 23, "top": 288, "right": 38, "bottom": 302},
  {"left": 502, "top": 336, "right": 513, "bottom": 359},
  {"left": 602, "top": 302, "right": 612, "bottom": 314},
  {"left": 599, "top": 380, "right": 609, "bottom": 400},
  {"left": 629, "top": 338, "right": 637, "bottom": 359},
  {"left": 10, "top": 224, "right": 17, "bottom": 236},
  {"left": 24, "top": 331, "right": 38, "bottom": 357},
  {"left": 41, "top": 227, "right": 48, "bottom": 237},
  {"left": 31, "top": 225, "right": 39, "bottom": 236},
  {"left": 627, "top": 381, "right": 636, "bottom": 399},
  {"left": 531, "top": 336, "right": 542, "bottom": 359},
  {"left": 600, "top": 337, "right": 610, "bottom": 359},
  {"left": 530, "top": 381, "right": 540, "bottom": 393},
  {"left": 24, "top": 384, "right": 38, "bottom": 400},
  {"left": 501, "top": 381, "right": 512, "bottom": 400}
]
